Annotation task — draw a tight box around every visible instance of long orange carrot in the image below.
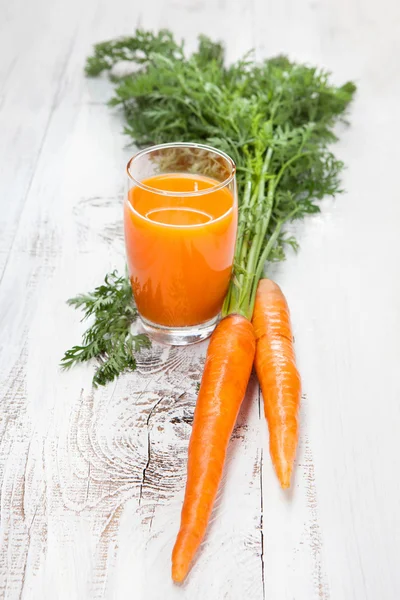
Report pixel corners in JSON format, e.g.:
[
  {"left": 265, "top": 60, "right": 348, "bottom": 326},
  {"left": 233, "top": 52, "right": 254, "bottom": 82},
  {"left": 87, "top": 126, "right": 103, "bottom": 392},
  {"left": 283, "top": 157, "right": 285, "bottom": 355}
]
[
  {"left": 252, "top": 279, "right": 301, "bottom": 489},
  {"left": 172, "top": 314, "right": 255, "bottom": 583}
]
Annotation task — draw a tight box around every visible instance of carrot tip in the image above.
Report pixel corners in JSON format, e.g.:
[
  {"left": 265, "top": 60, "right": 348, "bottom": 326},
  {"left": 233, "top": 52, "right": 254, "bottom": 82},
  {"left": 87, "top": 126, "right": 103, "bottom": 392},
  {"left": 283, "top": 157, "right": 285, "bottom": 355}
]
[
  {"left": 172, "top": 563, "right": 188, "bottom": 584},
  {"left": 277, "top": 466, "right": 292, "bottom": 489}
]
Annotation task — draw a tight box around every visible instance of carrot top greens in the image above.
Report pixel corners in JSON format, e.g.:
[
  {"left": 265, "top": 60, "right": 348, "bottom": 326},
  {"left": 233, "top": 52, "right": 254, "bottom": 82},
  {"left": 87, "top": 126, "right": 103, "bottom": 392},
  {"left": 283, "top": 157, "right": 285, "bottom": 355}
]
[
  {"left": 62, "top": 30, "right": 355, "bottom": 383},
  {"left": 61, "top": 271, "right": 150, "bottom": 386}
]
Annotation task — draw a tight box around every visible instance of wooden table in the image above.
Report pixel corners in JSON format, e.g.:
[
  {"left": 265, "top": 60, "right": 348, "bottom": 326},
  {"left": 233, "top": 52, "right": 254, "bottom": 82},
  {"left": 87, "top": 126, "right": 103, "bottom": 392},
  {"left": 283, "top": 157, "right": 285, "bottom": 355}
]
[{"left": 1, "top": 0, "right": 400, "bottom": 598}]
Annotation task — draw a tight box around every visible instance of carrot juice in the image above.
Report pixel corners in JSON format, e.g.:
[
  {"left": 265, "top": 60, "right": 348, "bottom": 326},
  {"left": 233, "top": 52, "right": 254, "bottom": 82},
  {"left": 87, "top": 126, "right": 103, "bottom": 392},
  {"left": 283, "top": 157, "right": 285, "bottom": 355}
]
[{"left": 124, "top": 172, "right": 237, "bottom": 331}]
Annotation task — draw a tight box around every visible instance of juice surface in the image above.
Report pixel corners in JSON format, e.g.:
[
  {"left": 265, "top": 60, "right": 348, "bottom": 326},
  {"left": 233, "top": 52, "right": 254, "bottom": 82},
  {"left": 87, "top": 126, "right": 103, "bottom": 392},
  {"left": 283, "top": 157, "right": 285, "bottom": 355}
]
[{"left": 124, "top": 173, "right": 237, "bottom": 327}]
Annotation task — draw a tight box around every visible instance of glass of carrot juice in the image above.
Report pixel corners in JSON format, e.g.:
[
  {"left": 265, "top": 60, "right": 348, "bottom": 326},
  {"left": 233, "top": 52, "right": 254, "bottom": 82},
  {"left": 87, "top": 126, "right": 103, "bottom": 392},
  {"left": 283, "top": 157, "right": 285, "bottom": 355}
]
[{"left": 124, "top": 142, "right": 238, "bottom": 345}]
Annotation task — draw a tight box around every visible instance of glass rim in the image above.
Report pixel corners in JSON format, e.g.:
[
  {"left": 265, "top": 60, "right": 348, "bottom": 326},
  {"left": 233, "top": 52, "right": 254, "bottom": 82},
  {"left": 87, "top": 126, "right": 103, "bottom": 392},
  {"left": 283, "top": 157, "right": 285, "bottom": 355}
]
[{"left": 126, "top": 142, "right": 236, "bottom": 197}]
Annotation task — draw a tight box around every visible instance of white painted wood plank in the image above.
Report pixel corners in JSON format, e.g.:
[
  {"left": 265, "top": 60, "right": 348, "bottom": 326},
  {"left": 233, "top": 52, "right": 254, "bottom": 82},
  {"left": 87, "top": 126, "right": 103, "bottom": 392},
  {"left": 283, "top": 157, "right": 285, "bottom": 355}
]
[
  {"left": 0, "top": 0, "right": 81, "bottom": 278},
  {"left": 255, "top": 0, "right": 400, "bottom": 598}
]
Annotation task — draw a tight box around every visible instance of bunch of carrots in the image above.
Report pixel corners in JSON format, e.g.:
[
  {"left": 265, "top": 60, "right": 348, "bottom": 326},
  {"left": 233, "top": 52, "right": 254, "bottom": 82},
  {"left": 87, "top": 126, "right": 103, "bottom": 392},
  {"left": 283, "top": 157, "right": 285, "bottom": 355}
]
[
  {"left": 69, "top": 30, "right": 356, "bottom": 583},
  {"left": 172, "top": 259, "right": 301, "bottom": 582}
]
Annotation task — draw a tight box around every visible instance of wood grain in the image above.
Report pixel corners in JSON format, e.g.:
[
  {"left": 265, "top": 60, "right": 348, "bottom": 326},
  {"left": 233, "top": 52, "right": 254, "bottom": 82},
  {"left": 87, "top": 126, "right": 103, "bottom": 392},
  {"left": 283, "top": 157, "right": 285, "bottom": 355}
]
[{"left": 1, "top": 0, "right": 400, "bottom": 598}]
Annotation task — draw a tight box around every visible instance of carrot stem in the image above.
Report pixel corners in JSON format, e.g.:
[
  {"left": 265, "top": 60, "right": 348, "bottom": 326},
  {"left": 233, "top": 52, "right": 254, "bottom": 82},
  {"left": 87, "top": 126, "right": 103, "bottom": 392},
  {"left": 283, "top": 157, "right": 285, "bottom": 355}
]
[
  {"left": 248, "top": 221, "right": 283, "bottom": 315},
  {"left": 223, "top": 140, "right": 318, "bottom": 321}
]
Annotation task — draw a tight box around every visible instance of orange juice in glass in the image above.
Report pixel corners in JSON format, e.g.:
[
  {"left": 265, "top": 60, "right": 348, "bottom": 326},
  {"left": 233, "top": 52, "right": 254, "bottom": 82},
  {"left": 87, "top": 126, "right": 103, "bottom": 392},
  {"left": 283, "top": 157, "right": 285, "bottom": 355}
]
[{"left": 124, "top": 143, "right": 237, "bottom": 345}]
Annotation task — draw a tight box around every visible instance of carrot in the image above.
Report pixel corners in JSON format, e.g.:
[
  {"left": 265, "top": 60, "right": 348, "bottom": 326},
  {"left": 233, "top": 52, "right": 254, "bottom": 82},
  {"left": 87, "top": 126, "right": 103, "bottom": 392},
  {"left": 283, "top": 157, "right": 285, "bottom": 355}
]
[
  {"left": 252, "top": 279, "right": 301, "bottom": 489},
  {"left": 172, "top": 314, "right": 256, "bottom": 583}
]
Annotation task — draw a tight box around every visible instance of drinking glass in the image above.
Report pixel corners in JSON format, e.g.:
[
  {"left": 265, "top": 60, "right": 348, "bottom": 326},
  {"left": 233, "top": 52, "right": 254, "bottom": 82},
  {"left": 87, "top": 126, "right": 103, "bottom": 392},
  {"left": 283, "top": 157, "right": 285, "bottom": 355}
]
[{"left": 125, "top": 142, "right": 237, "bottom": 345}]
